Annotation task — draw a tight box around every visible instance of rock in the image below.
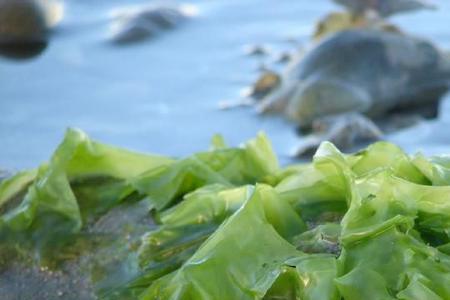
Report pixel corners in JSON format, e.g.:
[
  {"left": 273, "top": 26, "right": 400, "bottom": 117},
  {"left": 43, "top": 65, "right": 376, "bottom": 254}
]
[
  {"left": 108, "top": 4, "right": 196, "bottom": 44},
  {"left": 243, "top": 44, "right": 271, "bottom": 57},
  {"left": 274, "top": 51, "right": 295, "bottom": 64},
  {"left": 0, "top": 0, "right": 62, "bottom": 59},
  {"left": 258, "top": 29, "right": 450, "bottom": 152},
  {"left": 333, "top": 0, "right": 436, "bottom": 18},
  {"left": 313, "top": 11, "right": 402, "bottom": 41},
  {"left": 314, "top": 12, "right": 365, "bottom": 40},
  {"left": 250, "top": 71, "right": 281, "bottom": 100}
]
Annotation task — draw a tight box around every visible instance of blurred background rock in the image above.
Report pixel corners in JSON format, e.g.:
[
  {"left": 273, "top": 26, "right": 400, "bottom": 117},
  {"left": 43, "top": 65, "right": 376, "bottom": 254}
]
[{"left": 0, "top": 0, "right": 62, "bottom": 59}]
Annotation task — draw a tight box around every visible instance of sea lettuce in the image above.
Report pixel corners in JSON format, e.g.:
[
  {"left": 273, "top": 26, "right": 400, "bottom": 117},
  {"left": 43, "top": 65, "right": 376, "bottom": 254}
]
[
  {"left": 2, "top": 132, "right": 450, "bottom": 300},
  {"left": 130, "top": 132, "right": 279, "bottom": 211},
  {"left": 0, "top": 128, "right": 172, "bottom": 254},
  {"left": 132, "top": 185, "right": 253, "bottom": 289},
  {"left": 412, "top": 153, "right": 450, "bottom": 185},
  {"left": 275, "top": 142, "right": 352, "bottom": 222},
  {"left": 139, "top": 185, "right": 306, "bottom": 300},
  {"left": 348, "top": 142, "right": 429, "bottom": 184},
  {"left": 337, "top": 222, "right": 450, "bottom": 300}
]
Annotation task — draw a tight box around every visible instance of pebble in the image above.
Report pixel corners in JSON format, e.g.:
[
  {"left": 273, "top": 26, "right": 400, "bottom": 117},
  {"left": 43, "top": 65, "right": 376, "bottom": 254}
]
[
  {"left": 243, "top": 44, "right": 271, "bottom": 56},
  {"left": 250, "top": 71, "right": 281, "bottom": 99}
]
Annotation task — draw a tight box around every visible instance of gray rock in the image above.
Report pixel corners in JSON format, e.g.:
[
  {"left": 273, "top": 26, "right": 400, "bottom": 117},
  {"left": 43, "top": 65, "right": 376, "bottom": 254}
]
[
  {"left": 109, "top": 4, "right": 195, "bottom": 44},
  {"left": 259, "top": 29, "right": 450, "bottom": 153}
]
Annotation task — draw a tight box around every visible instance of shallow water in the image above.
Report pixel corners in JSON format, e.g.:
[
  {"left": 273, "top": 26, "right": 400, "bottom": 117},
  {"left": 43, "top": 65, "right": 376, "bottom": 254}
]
[{"left": 1, "top": 0, "right": 450, "bottom": 169}]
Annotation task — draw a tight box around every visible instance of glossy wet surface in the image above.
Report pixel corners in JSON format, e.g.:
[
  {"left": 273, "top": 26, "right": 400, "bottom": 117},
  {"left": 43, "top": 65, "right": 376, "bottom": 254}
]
[{"left": 1, "top": 0, "right": 450, "bottom": 170}]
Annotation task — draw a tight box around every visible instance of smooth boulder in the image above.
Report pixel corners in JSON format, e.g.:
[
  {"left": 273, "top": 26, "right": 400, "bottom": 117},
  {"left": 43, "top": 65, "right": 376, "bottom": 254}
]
[
  {"left": 0, "top": 0, "right": 49, "bottom": 59},
  {"left": 109, "top": 4, "right": 196, "bottom": 44}
]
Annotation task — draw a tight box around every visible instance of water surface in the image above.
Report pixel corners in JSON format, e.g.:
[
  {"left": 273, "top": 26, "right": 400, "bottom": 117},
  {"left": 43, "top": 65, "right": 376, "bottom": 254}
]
[{"left": 1, "top": 0, "right": 450, "bottom": 169}]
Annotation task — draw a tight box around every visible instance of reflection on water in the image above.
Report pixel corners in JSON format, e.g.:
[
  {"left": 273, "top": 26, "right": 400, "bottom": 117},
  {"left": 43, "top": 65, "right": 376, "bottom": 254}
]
[{"left": 1, "top": 0, "right": 450, "bottom": 169}]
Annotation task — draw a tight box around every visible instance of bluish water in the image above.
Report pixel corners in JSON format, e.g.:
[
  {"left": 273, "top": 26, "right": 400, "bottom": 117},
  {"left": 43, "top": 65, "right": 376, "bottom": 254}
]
[{"left": 1, "top": 0, "right": 450, "bottom": 169}]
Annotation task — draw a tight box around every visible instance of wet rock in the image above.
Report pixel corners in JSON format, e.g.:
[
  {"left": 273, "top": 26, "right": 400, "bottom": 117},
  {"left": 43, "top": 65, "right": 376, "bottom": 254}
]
[
  {"left": 258, "top": 29, "right": 450, "bottom": 152},
  {"left": 0, "top": 0, "right": 62, "bottom": 60},
  {"left": 333, "top": 0, "right": 436, "bottom": 18},
  {"left": 313, "top": 1, "right": 435, "bottom": 41},
  {"left": 314, "top": 12, "right": 365, "bottom": 40},
  {"left": 0, "top": 0, "right": 48, "bottom": 59},
  {"left": 313, "top": 11, "right": 402, "bottom": 40},
  {"left": 0, "top": 200, "right": 154, "bottom": 300},
  {"left": 250, "top": 71, "right": 281, "bottom": 100},
  {"left": 0, "top": 261, "right": 95, "bottom": 300},
  {"left": 274, "top": 51, "right": 294, "bottom": 64},
  {"left": 243, "top": 44, "right": 271, "bottom": 57},
  {"left": 109, "top": 4, "right": 196, "bottom": 44}
]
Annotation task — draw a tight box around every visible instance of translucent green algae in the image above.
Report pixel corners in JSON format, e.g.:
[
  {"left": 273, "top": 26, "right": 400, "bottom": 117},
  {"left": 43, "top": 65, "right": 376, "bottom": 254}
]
[{"left": 1, "top": 129, "right": 450, "bottom": 299}]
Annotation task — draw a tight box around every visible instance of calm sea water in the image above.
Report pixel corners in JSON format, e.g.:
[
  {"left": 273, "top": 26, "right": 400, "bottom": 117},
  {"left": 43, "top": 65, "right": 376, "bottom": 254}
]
[{"left": 1, "top": 0, "right": 450, "bottom": 169}]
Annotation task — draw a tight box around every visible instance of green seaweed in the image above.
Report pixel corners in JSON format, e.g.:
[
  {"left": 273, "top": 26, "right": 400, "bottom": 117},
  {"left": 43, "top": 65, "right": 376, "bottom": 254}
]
[{"left": 2, "top": 129, "right": 450, "bottom": 299}]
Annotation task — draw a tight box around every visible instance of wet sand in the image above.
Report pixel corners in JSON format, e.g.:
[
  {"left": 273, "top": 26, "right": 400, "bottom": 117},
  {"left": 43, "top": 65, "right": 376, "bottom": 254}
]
[{"left": 1, "top": 0, "right": 450, "bottom": 170}]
